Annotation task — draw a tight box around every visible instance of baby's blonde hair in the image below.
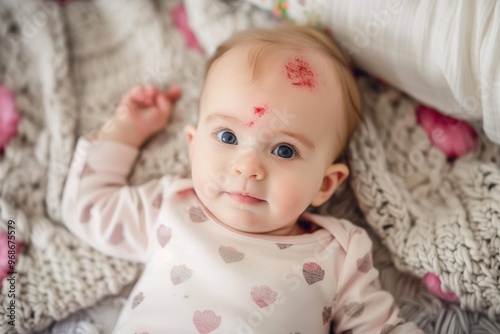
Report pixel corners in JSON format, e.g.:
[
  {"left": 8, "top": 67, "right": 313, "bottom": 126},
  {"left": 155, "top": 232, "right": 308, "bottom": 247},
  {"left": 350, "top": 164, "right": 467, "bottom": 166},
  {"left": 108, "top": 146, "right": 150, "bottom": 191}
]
[{"left": 204, "top": 26, "right": 363, "bottom": 161}]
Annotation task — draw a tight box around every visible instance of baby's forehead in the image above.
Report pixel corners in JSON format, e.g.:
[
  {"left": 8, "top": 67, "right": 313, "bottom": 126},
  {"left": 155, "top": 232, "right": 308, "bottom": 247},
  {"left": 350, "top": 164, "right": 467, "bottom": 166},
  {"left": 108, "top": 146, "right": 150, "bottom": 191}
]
[
  {"left": 211, "top": 43, "right": 337, "bottom": 86},
  {"left": 204, "top": 43, "right": 347, "bottom": 151}
]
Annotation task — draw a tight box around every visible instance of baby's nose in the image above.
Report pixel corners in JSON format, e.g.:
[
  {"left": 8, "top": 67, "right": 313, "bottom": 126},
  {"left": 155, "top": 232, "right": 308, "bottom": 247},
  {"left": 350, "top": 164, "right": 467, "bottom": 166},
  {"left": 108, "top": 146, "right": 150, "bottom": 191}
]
[{"left": 230, "top": 148, "right": 265, "bottom": 181}]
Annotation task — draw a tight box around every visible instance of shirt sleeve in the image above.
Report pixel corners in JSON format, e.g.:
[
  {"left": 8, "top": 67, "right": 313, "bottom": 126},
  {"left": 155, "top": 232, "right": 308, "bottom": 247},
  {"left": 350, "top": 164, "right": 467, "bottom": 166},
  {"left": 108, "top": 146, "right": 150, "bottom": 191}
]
[
  {"left": 61, "top": 137, "right": 174, "bottom": 263},
  {"left": 331, "top": 226, "right": 424, "bottom": 334}
]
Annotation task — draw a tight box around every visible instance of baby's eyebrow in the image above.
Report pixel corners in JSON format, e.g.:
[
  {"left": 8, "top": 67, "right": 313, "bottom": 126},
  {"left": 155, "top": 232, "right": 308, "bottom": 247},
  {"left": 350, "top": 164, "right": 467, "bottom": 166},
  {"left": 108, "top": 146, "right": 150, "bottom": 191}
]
[
  {"left": 204, "top": 113, "right": 241, "bottom": 124},
  {"left": 281, "top": 130, "right": 315, "bottom": 150},
  {"left": 204, "top": 113, "right": 315, "bottom": 150}
]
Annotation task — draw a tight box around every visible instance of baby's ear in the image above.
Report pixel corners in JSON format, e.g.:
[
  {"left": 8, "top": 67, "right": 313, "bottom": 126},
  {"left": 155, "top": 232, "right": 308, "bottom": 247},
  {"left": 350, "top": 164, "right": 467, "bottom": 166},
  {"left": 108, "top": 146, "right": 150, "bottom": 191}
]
[
  {"left": 184, "top": 125, "right": 197, "bottom": 162},
  {"left": 310, "top": 163, "right": 349, "bottom": 207},
  {"left": 184, "top": 124, "right": 196, "bottom": 144}
]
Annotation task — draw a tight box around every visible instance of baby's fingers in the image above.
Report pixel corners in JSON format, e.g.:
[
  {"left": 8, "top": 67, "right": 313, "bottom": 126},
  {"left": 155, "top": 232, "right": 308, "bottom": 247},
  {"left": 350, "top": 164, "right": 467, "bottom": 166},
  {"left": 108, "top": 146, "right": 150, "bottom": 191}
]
[
  {"left": 128, "top": 84, "right": 157, "bottom": 106},
  {"left": 155, "top": 85, "right": 182, "bottom": 113},
  {"left": 144, "top": 84, "right": 157, "bottom": 105},
  {"left": 156, "top": 94, "right": 171, "bottom": 113},
  {"left": 166, "top": 85, "right": 182, "bottom": 101},
  {"left": 129, "top": 86, "right": 147, "bottom": 104}
]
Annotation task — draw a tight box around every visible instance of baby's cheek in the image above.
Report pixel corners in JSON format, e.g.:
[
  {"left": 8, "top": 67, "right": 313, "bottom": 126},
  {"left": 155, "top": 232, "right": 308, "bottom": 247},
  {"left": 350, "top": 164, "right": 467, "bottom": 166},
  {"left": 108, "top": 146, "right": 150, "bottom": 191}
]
[
  {"left": 191, "top": 154, "right": 227, "bottom": 201},
  {"left": 192, "top": 168, "right": 215, "bottom": 200},
  {"left": 275, "top": 180, "right": 311, "bottom": 214}
]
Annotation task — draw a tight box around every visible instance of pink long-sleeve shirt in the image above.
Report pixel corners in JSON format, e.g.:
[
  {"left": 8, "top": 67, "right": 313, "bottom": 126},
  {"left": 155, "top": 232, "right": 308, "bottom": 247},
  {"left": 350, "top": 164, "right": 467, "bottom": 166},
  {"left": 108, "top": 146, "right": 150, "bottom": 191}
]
[{"left": 62, "top": 138, "right": 423, "bottom": 334}]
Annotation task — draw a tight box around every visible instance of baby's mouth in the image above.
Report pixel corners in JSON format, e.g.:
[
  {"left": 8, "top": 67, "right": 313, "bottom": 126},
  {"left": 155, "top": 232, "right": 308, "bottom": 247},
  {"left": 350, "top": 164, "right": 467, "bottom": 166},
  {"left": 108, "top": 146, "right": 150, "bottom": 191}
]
[{"left": 226, "top": 192, "right": 265, "bottom": 205}]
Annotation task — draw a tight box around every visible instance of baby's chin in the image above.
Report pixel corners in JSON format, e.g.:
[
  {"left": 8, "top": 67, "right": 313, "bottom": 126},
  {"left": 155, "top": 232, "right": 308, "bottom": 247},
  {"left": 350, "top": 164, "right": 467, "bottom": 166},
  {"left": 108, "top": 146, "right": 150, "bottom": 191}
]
[
  {"left": 192, "top": 183, "right": 299, "bottom": 235},
  {"left": 209, "top": 204, "right": 264, "bottom": 231},
  {"left": 207, "top": 203, "right": 298, "bottom": 235}
]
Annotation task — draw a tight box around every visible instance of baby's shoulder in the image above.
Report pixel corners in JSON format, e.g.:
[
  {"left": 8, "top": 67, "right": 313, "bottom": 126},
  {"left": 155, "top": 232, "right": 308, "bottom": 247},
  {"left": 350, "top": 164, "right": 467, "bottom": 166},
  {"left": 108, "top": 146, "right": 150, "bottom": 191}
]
[
  {"left": 310, "top": 213, "right": 364, "bottom": 234},
  {"left": 305, "top": 213, "right": 368, "bottom": 250}
]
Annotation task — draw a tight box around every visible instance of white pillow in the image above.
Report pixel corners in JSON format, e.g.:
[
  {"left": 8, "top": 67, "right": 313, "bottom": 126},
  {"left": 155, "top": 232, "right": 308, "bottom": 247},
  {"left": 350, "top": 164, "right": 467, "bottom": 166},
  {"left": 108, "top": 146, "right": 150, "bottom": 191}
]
[{"left": 243, "top": 0, "right": 500, "bottom": 145}]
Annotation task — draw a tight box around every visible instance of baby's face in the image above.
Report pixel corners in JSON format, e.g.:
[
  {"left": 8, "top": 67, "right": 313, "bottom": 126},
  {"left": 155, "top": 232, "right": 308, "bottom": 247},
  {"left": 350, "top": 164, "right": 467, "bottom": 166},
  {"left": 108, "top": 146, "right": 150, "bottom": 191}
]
[{"left": 185, "top": 46, "right": 348, "bottom": 235}]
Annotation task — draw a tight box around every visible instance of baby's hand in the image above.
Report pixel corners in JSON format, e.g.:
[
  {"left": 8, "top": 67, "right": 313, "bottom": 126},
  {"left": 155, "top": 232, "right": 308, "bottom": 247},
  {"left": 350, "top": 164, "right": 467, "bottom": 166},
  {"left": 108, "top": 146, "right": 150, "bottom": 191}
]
[{"left": 100, "top": 84, "right": 181, "bottom": 147}]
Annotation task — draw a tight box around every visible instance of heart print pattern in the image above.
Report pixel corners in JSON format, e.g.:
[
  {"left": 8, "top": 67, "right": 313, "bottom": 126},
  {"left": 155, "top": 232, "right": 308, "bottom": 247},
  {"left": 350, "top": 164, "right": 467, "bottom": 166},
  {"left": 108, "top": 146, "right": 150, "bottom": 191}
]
[
  {"left": 152, "top": 193, "right": 163, "bottom": 208},
  {"left": 357, "top": 252, "right": 372, "bottom": 273},
  {"left": 218, "top": 246, "right": 245, "bottom": 263},
  {"left": 381, "top": 324, "right": 395, "bottom": 334},
  {"left": 80, "top": 203, "right": 93, "bottom": 224},
  {"left": 193, "top": 310, "right": 221, "bottom": 334},
  {"left": 343, "top": 302, "right": 365, "bottom": 318},
  {"left": 156, "top": 224, "right": 172, "bottom": 248},
  {"left": 303, "top": 262, "right": 324, "bottom": 285},
  {"left": 170, "top": 265, "right": 193, "bottom": 285},
  {"left": 131, "top": 292, "right": 144, "bottom": 309},
  {"left": 322, "top": 306, "right": 332, "bottom": 325},
  {"left": 189, "top": 206, "right": 207, "bottom": 222},
  {"left": 108, "top": 222, "right": 124, "bottom": 244},
  {"left": 251, "top": 285, "right": 278, "bottom": 308}
]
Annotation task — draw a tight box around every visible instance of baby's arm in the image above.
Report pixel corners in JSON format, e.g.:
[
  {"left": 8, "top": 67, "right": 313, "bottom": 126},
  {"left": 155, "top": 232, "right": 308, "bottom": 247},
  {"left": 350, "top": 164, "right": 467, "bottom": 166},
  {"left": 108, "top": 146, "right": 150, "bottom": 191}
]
[
  {"left": 61, "top": 85, "right": 181, "bottom": 263},
  {"left": 331, "top": 226, "right": 423, "bottom": 334}
]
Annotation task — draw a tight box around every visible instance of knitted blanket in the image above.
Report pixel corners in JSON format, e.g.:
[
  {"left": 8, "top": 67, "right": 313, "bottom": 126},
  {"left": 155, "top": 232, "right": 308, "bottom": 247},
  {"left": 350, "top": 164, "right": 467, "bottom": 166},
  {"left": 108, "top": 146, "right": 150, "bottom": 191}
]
[
  {"left": 348, "top": 78, "right": 500, "bottom": 320},
  {"left": 0, "top": 0, "right": 499, "bottom": 333}
]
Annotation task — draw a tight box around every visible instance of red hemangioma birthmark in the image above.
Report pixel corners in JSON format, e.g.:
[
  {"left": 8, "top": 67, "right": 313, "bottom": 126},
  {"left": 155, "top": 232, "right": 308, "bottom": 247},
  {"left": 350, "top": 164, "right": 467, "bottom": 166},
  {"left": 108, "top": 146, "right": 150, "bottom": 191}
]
[
  {"left": 284, "top": 57, "right": 316, "bottom": 90},
  {"left": 246, "top": 102, "right": 269, "bottom": 127}
]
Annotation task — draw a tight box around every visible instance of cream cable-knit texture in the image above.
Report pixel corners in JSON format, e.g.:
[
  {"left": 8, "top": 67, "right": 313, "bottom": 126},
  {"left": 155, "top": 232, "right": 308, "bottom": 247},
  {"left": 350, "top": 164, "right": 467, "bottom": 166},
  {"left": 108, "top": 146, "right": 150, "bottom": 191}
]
[
  {"left": 348, "top": 77, "right": 500, "bottom": 319},
  {"left": 0, "top": 0, "right": 499, "bottom": 333}
]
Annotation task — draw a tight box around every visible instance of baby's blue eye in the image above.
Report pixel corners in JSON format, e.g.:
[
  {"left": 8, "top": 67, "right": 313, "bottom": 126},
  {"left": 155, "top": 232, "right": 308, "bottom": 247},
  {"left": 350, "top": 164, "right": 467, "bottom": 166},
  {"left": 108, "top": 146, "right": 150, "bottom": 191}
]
[
  {"left": 216, "top": 130, "right": 238, "bottom": 145},
  {"left": 272, "top": 145, "right": 297, "bottom": 159}
]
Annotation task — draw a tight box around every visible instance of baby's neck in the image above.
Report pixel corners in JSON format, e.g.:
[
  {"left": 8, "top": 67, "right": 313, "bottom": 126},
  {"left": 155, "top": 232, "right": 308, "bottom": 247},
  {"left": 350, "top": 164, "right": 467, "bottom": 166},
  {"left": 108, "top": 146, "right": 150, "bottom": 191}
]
[{"left": 288, "top": 219, "right": 319, "bottom": 235}]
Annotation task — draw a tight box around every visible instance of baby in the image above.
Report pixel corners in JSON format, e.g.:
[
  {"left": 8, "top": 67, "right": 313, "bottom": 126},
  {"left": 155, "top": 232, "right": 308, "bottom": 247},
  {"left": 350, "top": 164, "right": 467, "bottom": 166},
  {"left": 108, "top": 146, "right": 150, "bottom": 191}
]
[{"left": 62, "top": 26, "right": 423, "bottom": 334}]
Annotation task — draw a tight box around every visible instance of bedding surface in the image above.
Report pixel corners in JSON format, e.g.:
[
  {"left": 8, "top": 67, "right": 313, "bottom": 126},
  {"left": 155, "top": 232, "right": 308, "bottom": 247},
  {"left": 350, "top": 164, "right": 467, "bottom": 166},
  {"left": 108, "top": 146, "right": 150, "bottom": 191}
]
[{"left": 0, "top": 0, "right": 499, "bottom": 333}]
